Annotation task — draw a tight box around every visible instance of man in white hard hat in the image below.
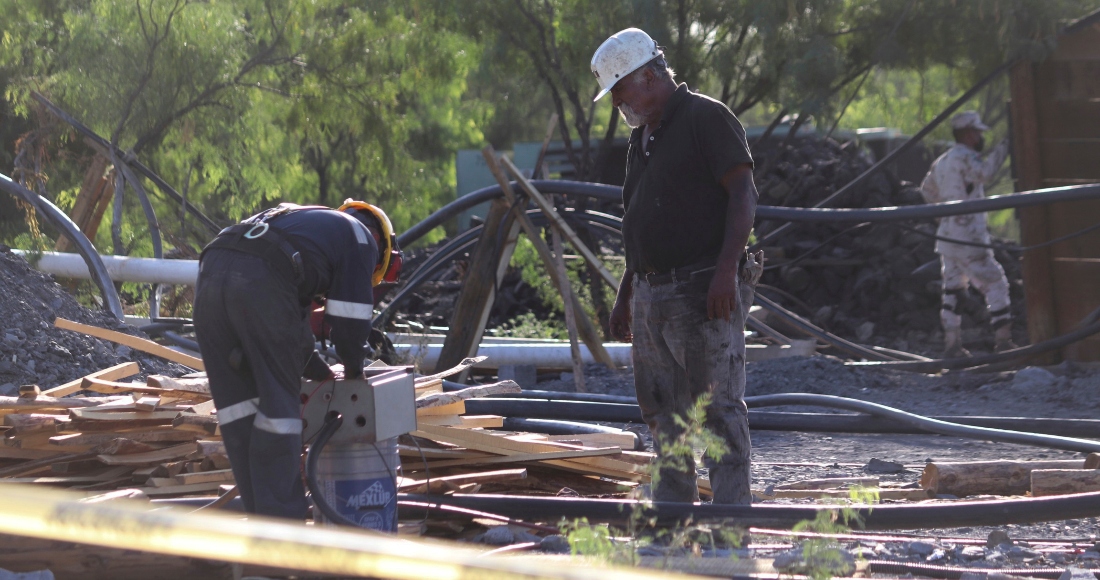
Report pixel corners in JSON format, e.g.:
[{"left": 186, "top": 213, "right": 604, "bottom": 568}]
[
  {"left": 593, "top": 28, "right": 761, "bottom": 505},
  {"left": 920, "top": 110, "right": 1013, "bottom": 357}
]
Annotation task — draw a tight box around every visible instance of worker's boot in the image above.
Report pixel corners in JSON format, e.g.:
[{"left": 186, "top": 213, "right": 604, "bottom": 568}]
[
  {"left": 994, "top": 322, "right": 1018, "bottom": 352},
  {"left": 943, "top": 327, "right": 970, "bottom": 359}
]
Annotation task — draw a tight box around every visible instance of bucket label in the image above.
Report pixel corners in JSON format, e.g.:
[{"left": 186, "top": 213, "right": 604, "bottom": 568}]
[{"left": 329, "top": 476, "right": 396, "bottom": 532}]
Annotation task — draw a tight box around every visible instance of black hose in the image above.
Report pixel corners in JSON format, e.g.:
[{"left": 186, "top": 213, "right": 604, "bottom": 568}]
[
  {"left": 400, "top": 489, "right": 1100, "bottom": 530},
  {"left": 754, "top": 184, "right": 1100, "bottom": 223},
  {"left": 114, "top": 159, "right": 164, "bottom": 318},
  {"left": 0, "top": 173, "right": 125, "bottom": 320},
  {"left": 851, "top": 306, "right": 1100, "bottom": 372},
  {"left": 745, "top": 393, "right": 1100, "bottom": 454},
  {"left": 162, "top": 331, "right": 200, "bottom": 353},
  {"left": 465, "top": 398, "right": 644, "bottom": 423},
  {"left": 746, "top": 411, "right": 1100, "bottom": 438},
  {"left": 303, "top": 413, "right": 361, "bottom": 528}
]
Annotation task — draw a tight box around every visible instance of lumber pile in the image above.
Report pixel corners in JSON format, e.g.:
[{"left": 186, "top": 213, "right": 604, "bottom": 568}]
[{"left": 0, "top": 363, "right": 230, "bottom": 498}]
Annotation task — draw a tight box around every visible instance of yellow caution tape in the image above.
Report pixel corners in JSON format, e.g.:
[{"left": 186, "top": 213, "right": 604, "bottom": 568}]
[{"left": 0, "top": 483, "right": 705, "bottom": 580}]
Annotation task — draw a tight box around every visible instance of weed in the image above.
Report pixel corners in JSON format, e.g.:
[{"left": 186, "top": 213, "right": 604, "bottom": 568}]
[{"left": 787, "top": 486, "right": 880, "bottom": 580}]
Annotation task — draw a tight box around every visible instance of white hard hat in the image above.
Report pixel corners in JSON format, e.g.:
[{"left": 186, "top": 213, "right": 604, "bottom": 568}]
[
  {"left": 951, "top": 111, "right": 991, "bottom": 131},
  {"left": 590, "top": 28, "right": 662, "bottom": 101}
]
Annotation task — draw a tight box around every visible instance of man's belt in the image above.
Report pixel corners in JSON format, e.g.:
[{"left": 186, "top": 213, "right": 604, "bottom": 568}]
[
  {"left": 639, "top": 258, "right": 719, "bottom": 286},
  {"left": 201, "top": 222, "right": 304, "bottom": 285}
]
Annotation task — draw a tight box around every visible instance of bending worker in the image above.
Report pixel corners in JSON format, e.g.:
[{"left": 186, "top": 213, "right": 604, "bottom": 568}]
[
  {"left": 593, "top": 28, "right": 762, "bottom": 505},
  {"left": 921, "top": 111, "right": 1013, "bottom": 357},
  {"left": 193, "top": 199, "right": 399, "bottom": 519}
]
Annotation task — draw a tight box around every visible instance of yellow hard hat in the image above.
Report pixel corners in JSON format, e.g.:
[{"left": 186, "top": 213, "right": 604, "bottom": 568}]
[{"left": 337, "top": 199, "right": 398, "bottom": 286}]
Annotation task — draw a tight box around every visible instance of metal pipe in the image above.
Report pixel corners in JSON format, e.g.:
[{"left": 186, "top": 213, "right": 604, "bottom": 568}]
[
  {"left": 0, "top": 173, "right": 124, "bottom": 320},
  {"left": 400, "top": 490, "right": 1100, "bottom": 530},
  {"left": 12, "top": 250, "right": 198, "bottom": 285}
]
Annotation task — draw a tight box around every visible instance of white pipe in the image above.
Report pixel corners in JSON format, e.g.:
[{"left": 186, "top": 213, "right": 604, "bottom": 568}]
[
  {"left": 393, "top": 339, "right": 816, "bottom": 370},
  {"left": 13, "top": 250, "right": 198, "bottom": 286}
]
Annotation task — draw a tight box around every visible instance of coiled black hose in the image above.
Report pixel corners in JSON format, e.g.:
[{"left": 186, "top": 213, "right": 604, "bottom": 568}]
[{"left": 303, "top": 413, "right": 363, "bottom": 529}]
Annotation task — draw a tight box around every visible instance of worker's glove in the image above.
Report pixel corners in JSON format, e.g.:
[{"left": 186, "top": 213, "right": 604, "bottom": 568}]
[{"left": 302, "top": 350, "right": 336, "bottom": 381}]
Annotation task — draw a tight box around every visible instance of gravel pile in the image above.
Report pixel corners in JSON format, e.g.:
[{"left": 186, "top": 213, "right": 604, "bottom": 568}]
[{"left": 0, "top": 246, "right": 186, "bottom": 394}]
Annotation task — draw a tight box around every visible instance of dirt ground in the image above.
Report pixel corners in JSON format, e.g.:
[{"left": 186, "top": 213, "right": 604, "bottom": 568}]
[{"left": 534, "top": 356, "right": 1100, "bottom": 571}]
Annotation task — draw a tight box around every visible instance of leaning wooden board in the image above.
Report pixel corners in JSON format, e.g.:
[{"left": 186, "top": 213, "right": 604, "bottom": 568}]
[{"left": 54, "top": 318, "right": 204, "bottom": 370}]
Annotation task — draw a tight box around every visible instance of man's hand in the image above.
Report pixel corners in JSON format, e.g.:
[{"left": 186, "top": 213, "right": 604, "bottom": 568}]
[
  {"left": 610, "top": 299, "right": 633, "bottom": 343},
  {"left": 707, "top": 269, "right": 740, "bottom": 321}
]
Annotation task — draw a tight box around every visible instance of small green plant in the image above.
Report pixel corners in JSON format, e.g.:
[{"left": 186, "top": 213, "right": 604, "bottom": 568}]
[
  {"left": 562, "top": 395, "right": 746, "bottom": 569},
  {"left": 493, "top": 312, "right": 568, "bottom": 340},
  {"left": 788, "top": 486, "right": 880, "bottom": 580}
]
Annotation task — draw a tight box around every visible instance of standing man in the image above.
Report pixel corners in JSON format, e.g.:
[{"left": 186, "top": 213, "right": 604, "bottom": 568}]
[
  {"left": 593, "top": 28, "right": 761, "bottom": 505},
  {"left": 194, "top": 199, "right": 399, "bottom": 519},
  {"left": 921, "top": 111, "right": 1013, "bottom": 357}
]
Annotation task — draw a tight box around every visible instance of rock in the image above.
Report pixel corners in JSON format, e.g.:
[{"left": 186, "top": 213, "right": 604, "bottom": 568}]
[
  {"left": 927, "top": 548, "right": 947, "bottom": 562},
  {"left": 512, "top": 530, "right": 542, "bottom": 544},
  {"left": 772, "top": 544, "right": 855, "bottom": 576},
  {"left": 481, "top": 526, "right": 515, "bottom": 546},
  {"left": 1006, "top": 545, "right": 1039, "bottom": 559},
  {"left": 1081, "top": 551, "right": 1100, "bottom": 561},
  {"left": 539, "top": 534, "right": 570, "bottom": 554},
  {"left": 907, "top": 541, "right": 936, "bottom": 557},
  {"left": 1011, "top": 366, "right": 1056, "bottom": 392},
  {"left": 865, "top": 458, "right": 905, "bottom": 473},
  {"left": 959, "top": 546, "right": 986, "bottom": 559},
  {"left": 986, "top": 529, "right": 1011, "bottom": 548},
  {"left": 856, "top": 321, "right": 875, "bottom": 342}
]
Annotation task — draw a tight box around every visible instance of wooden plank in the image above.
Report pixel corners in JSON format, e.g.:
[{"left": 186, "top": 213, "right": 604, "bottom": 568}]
[
  {"left": 1087, "top": 453, "right": 1100, "bottom": 470},
  {"left": 0, "top": 447, "right": 68, "bottom": 461},
  {"left": 145, "top": 375, "right": 210, "bottom": 394},
  {"left": 134, "top": 397, "right": 160, "bottom": 411},
  {"left": 410, "top": 446, "right": 622, "bottom": 470},
  {"left": 42, "top": 362, "right": 140, "bottom": 397},
  {"left": 551, "top": 224, "right": 586, "bottom": 392},
  {"left": 501, "top": 155, "right": 618, "bottom": 289},
  {"left": 80, "top": 377, "right": 209, "bottom": 400},
  {"left": 1038, "top": 140, "right": 1100, "bottom": 180},
  {"left": 172, "top": 414, "right": 219, "bottom": 436},
  {"left": 174, "top": 469, "right": 234, "bottom": 485},
  {"left": 398, "top": 468, "right": 526, "bottom": 493},
  {"left": 416, "top": 400, "right": 466, "bottom": 417},
  {"left": 413, "top": 424, "right": 649, "bottom": 481},
  {"left": 50, "top": 429, "right": 201, "bottom": 447},
  {"left": 0, "top": 395, "right": 126, "bottom": 412},
  {"left": 96, "top": 442, "right": 199, "bottom": 466},
  {"left": 70, "top": 409, "right": 180, "bottom": 422},
  {"left": 134, "top": 481, "right": 226, "bottom": 496},
  {"left": 417, "top": 415, "right": 504, "bottom": 429},
  {"left": 54, "top": 318, "right": 204, "bottom": 370},
  {"left": 416, "top": 380, "right": 520, "bottom": 409},
  {"left": 547, "top": 432, "right": 636, "bottom": 450}
]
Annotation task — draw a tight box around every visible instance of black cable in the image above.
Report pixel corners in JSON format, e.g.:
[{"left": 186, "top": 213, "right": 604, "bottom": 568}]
[
  {"left": 894, "top": 220, "right": 1100, "bottom": 252},
  {"left": 304, "top": 413, "right": 378, "bottom": 530}
]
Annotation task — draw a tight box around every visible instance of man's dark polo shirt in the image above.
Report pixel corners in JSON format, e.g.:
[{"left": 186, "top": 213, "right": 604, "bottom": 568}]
[{"left": 622, "top": 83, "right": 754, "bottom": 274}]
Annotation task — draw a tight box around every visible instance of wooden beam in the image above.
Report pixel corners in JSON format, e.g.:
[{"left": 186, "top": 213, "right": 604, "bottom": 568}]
[
  {"left": 433, "top": 164, "right": 521, "bottom": 375},
  {"left": 500, "top": 155, "right": 619, "bottom": 289},
  {"left": 1031, "top": 469, "right": 1100, "bottom": 497},
  {"left": 415, "top": 380, "right": 520, "bottom": 409},
  {"left": 416, "top": 415, "right": 505, "bottom": 429},
  {"left": 921, "top": 459, "right": 1083, "bottom": 497},
  {"left": 54, "top": 318, "right": 204, "bottom": 370},
  {"left": 398, "top": 468, "right": 526, "bottom": 493},
  {"left": 43, "top": 362, "right": 140, "bottom": 397},
  {"left": 96, "top": 442, "right": 200, "bottom": 466},
  {"left": 481, "top": 148, "right": 615, "bottom": 369},
  {"left": 408, "top": 446, "right": 622, "bottom": 471},
  {"left": 552, "top": 224, "right": 586, "bottom": 392}
]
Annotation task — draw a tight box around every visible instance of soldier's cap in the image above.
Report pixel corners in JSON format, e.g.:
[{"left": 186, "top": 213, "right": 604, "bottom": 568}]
[{"left": 951, "top": 111, "right": 991, "bottom": 131}]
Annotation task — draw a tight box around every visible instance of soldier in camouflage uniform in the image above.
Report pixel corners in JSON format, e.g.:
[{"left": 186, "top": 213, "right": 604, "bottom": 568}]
[{"left": 921, "top": 111, "right": 1014, "bottom": 357}]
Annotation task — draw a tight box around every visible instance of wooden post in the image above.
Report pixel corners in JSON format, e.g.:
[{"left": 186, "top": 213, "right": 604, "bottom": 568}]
[
  {"left": 433, "top": 177, "right": 520, "bottom": 375},
  {"left": 552, "top": 225, "right": 586, "bottom": 392},
  {"left": 482, "top": 148, "right": 615, "bottom": 369},
  {"left": 500, "top": 156, "right": 619, "bottom": 289},
  {"left": 1031, "top": 469, "right": 1100, "bottom": 497},
  {"left": 56, "top": 153, "right": 112, "bottom": 252},
  {"left": 1009, "top": 60, "right": 1057, "bottom": 363}
]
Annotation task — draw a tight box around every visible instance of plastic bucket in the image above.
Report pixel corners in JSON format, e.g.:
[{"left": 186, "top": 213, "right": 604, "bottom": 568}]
[{"left": 313, "top": 437, "right": 400, "bottom": 531}]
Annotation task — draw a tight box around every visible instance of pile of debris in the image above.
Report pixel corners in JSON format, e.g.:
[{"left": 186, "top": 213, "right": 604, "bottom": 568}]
[
  {"left": 738, "top": 135, "right": 1024, "bottom": 354},
  {"left": 0, "top": 246, "right": 185, "bottom": 394}
]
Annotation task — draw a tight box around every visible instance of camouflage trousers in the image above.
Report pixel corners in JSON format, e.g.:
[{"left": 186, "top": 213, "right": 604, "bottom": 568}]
[
  {"left": 631, "top": 253, "right": 762, "bottom": 505},
  {"left": 940, "top": 245, "right": 1011, "bottom": 332}
]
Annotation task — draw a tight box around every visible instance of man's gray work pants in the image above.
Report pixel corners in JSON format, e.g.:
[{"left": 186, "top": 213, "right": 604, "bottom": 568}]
[
  {"left": 632, "top": 266, "right": 755, "bottom": 505},
  {"left": 193, "top": 249, "right": 313, "bottom": 520}
]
